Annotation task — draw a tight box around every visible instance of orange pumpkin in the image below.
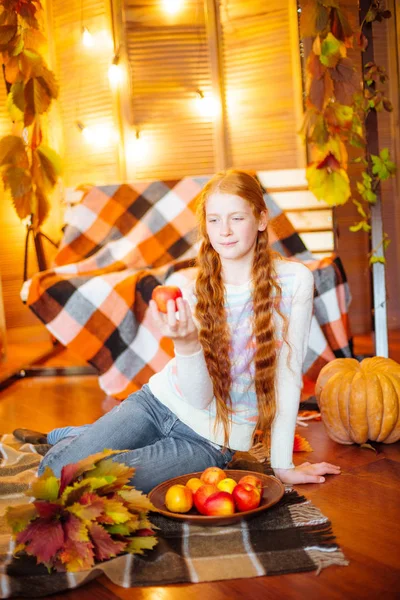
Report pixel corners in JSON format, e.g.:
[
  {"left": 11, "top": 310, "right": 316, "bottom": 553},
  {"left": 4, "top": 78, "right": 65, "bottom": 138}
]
[{"left": 315, "top": 357, "right": 400, "bottom": 445}]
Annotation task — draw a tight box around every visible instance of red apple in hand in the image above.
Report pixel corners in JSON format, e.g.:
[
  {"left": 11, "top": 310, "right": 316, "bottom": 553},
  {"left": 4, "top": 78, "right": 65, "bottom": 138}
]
[
  {"left": 238, "top": 474, "right": 263, "bottom": 494},
  {"left": 232, "top": 483, "right": 261, "bottom": 512},
  {"left": 204, "top": 491, "right": 236, "bottom": 516},
  {"left": 151, "top": 285, "right": 183, "bottom": 313}
]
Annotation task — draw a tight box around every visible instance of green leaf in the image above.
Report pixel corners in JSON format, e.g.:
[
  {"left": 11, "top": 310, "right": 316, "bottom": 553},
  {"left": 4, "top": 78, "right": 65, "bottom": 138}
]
[
  {"left": 371, "top": 153, "right": 396, "bottom": 181},
  {"left": 352, "top": 199, "right": 367, "bottom": 218},
  {"left": 6, "top": 503, "right": 38, "bottom": 534},
  {"left": 30, "top": 466, "right": 60, "bottom": 501},
  {"left": 379, "top": 147, "right": 389, "bottom": 161},
  {"left": 320, "top": 32, "right": 346, "bottom": 68}
]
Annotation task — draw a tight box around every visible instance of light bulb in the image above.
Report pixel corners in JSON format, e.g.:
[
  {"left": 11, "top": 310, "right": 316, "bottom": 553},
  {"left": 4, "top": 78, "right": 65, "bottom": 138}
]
[
  {"left": 162, "top": 0, "right": 184, "bottom": 15},
  {"left": 195, "top": 92, "right": 220, "bottom": 119},
  {"left": 78, "top": 122, "right": 117, "bottom": 147},
  {"left": 82, "top": 27, "right": 94, "bottom": 47},
  {"left": 126, "top": 131, "right": 149, "bottom": 164},
  {"left": 108, "top": 63, "right": 123, "bottom": 87}
]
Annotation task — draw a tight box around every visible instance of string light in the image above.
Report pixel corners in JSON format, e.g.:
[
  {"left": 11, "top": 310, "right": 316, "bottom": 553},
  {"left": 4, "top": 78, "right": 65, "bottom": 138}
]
[
  {"left": 162, "top": 0, "right": 184, "bottom": 15},
  {"left": 82, "top": 26, "right": 94, "bottom": 47},
  {"left": 126, "top": 130, "right": 149, "bottom": 164},
  {"left": 195, "top": 90, "right": 220, "bottom": 119},
  {"left": 76, "top": 121, "right": 117, "bottom": 146},
  {"left": 108, "top": 56, "right": 123, "bottom": 88}
]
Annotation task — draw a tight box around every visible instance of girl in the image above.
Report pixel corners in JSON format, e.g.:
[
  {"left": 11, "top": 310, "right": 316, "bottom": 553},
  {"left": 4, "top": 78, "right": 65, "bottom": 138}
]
[{"left": 36, "top": 170, "right": 340, "bottom": 492}]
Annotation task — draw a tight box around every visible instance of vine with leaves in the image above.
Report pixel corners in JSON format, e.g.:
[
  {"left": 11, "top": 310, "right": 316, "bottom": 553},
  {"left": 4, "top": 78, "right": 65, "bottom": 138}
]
[
  {"left": 300, "top": 0, "right": 396, "bottom": 265},
  {"left": 0, "top": 0, "right": 62, "bottom": 229}
]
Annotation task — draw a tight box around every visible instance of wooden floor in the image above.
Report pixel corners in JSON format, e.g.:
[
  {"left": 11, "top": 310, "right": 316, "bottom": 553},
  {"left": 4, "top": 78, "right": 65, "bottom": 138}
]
[{"left": 0, "top": 329, "right": 400, "bottom": 599}]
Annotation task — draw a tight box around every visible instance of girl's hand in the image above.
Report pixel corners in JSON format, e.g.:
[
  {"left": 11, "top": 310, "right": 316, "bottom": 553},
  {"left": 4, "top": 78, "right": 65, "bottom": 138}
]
[
  {"left": 149, "top": 297, "right": 200, "bottom": 354},
  {"left": 274, "top": 461, "right": 341, "bottom": 484}
]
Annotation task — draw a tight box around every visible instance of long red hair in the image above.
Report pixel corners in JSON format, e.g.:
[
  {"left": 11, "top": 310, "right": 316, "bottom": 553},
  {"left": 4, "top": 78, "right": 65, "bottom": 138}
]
[{"left": 195, "top": 169, "right": 285, "bottom": 449}]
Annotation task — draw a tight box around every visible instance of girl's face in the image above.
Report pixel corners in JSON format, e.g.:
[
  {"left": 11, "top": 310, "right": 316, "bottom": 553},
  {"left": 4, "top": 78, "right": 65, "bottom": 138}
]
[{"left": 205, "top": 192, "right": 267, "bottom": 264}]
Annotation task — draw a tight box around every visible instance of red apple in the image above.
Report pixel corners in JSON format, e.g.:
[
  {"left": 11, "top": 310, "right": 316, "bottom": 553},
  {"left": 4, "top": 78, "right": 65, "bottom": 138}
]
[
  {"left": 200, "top": 466, "right": 226, "bottom": 486},
  {"left": 151, "top": 285, "right": 183, "bottom": 313},
  {"left": 232, "top": 483, "right": 261, "bottom": 512},
  {"left": 238, "top": 474, "right": 263, "bottom": 494},
  {"left": 204, "top": 491, "right": 236, "bottom": 516},
  {"left": 193, "top": 484, "right": 219, "bottom": 515}
]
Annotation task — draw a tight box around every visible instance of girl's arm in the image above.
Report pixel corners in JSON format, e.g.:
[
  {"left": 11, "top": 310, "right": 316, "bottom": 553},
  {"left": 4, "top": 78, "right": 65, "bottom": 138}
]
[
  {"left": 270, "top": 264, "right": 341, "bottom": 484},
  {"left": 149, "top": 296, "right": 214, "bottom": 408}
]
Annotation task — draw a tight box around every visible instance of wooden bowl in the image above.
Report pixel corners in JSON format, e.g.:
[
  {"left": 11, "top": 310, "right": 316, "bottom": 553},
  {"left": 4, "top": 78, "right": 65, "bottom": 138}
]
[{"left": 148, "top": 469, "right": 285, "bottom": 526}]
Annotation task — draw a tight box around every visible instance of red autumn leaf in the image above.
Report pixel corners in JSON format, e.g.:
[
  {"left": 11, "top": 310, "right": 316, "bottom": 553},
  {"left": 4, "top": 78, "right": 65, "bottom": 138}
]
[
  {"left": 88, "top": 522, "right": 127, "bottom": 561},
  {"left": 16, "top": 518, "right": 64, "bottom": 563},
  {"left": 309, "top": 71, "right": 334, "bottom": 112},
  {"left": 63, "top": 514, "right": 90, "bottom": 543},
  {"left": 316, "top": 152, "right": 340, "bottom": 172},
  {"left": 293, "top": 434, "right": 313, "bottom": 453},
  {"left": 307, "top": 51, "right": 326, "bottom": 80},
  {"left": 33, "top": 501, "right": 62, "bottom": 519},
  {"left": 330, "top": 7, "right": 354, "bottom": 43},
  {"left": 136, "top": 528, "right": 156, "bottom": 537}
]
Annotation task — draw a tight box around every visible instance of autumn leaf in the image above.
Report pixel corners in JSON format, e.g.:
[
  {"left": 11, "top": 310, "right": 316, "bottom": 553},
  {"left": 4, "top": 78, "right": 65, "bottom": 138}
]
[
  {"left": 59, "top": 538, "right": 95, "bottom": 572},
  {"left": 85, "top": 458, "right": 135, "bottom": 492},
  {"left": 88, "top": 522, "right": 127, "bottom": 561},
  {"left": 2, "top": 165, "right": 33, "bottom": 218},
  {"left": 61, "top": 480, "right": 93, "bottom": 507},
  {"left": 24, "top": 77, "right": 52, "bottom": 124},
  {"left": 4, "top": 55, "right": 22, "bottom": 83},
  {"left": 33, "top": 501, "right": 62, "bottom": 519},
  {"left": 18, "top": 48, "right": 43, "bottom": 81},
  {"left": 11, "top": 81, "right": 25, "bottom": 111},
  {"left": 300, "top": 0, "right": 329, "bottom": 37},
  {"left": 309, "top": 71, "right": 334, "bottom": 111},
  {"left": 101, "top": 497, "right": 132, "bottom": 524},
  {"left": 64, "top": 513, "right": 90, "bottom": 543},
  {"left": 30, "top": 466, "right": 60, "bottom": 501},
  {"left": 67, "top": 491, "right": 105, "bottom": 522},
  {"left": 293, "top": 434, "right": 313, "bottom": 452},
  {"left": 0, "top": 134, "right": 27, "bottom": 167},
  {"left": 23, "top": 27, "right": 47, "bottom": 52},
  {"left": 17, "top": 518, "right": 64, "bottom": 564},
  {"left": 6, "top": 503, "right": 38, "bottom": 534},
  {"left": 34, "top": 185, "right": 50, "bottom": 227},
  {"left": 32, "top": 144, "right": 62, "bottom": 192},
  {"left": 307, "top": 162, "right": 351, "bottom": 206},
  {"left": 6, "top": 91, "right": 24, "bottom": 121},
  {"left": 59, "top": 449, "right": 126, "bottom": 494},
  {"left": 370, "top": 256, "right": 385, "bottom": 265},
  {"left": 319, "top": 33, "right": 346, "bottom": 68},
  {"left": 126, "top": 535, "right": 158, "bottom": 555},
  {"left": 0, "top": 24, "right": 18, "bottom": 49},
  {"left": 118, "top": 489, "right": 156, "bottom": 513}
]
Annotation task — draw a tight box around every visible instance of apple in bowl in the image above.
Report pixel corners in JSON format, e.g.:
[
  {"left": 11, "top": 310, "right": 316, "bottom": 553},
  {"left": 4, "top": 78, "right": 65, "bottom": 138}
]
[
  {"left": 151, "top": 285, "right": 183, "bottom": 313},
  {"left": 232, "top": 483, "right": 261, "bottom": 512}
]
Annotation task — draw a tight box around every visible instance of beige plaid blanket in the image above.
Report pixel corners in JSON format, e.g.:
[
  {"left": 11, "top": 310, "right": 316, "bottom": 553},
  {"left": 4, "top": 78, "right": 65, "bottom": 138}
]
[{"left": 0, "top": 435, "right": 348, "bottom": 598}]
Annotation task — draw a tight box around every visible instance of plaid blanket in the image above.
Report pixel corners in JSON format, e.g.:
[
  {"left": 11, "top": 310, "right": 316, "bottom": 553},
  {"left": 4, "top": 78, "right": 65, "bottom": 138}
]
[
  {"left": 0, "top": 435, "right": 348, "bottom": 598},
  {"left": 26, "top": 177, "right": 353, "bottom": 399}
]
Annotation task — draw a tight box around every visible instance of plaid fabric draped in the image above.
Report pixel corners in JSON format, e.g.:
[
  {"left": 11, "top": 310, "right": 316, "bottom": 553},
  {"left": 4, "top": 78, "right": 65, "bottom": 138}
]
[
  {"left": 26, "top": 177, "right": 353, "bottom": 400},
  {"left": 0, "top": 435, "right": 348, "bottom": 598}
]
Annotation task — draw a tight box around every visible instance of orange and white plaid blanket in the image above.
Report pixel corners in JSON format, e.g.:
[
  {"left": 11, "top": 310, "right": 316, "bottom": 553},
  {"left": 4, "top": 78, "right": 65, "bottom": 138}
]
[{"left": 27, "top": 176, "right": 353, "bottom": 399}]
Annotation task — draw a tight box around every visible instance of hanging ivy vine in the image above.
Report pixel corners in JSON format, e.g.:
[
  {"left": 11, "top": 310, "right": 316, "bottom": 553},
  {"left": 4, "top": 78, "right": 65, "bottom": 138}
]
[
  {"left": 299, "top": 0, "right": 396, "bottom": 264},
  {"left": 0, "top": 0, "right": 62, "bottom": 229}
]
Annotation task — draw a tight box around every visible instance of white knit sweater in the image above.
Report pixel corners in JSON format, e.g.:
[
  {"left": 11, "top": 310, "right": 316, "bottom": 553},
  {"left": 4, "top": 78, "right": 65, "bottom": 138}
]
[{"left": 149, "top": 258, "right": 314, "bottom": 469}]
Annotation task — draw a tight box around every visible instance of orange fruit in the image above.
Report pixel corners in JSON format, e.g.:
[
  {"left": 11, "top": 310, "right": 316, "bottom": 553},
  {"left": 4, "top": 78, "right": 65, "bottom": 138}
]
[
  {"left": 186, "top": 477, "right": 203, "bottom": 493},
  {"left": 165, "top": 484, "right": 193, "bottom": 513}
]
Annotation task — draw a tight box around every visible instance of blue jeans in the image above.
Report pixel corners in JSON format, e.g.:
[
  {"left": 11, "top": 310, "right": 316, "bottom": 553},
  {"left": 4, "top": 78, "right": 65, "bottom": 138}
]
[{"left": 39, "top": 385, "right": 235, "bottom": 493}]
